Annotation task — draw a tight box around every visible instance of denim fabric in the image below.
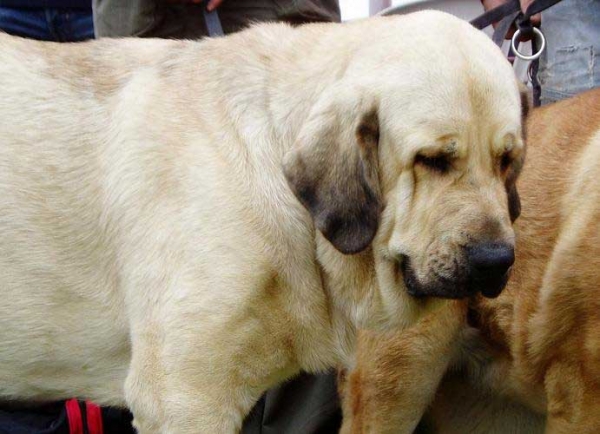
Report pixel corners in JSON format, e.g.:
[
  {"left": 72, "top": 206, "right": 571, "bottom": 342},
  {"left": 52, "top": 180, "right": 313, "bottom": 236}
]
[
  {"left": 538, "top": 0, "right": 600, "bottom": 104},
  {"left": 0, "top": 6, "right": 93, "bottom": 41}
]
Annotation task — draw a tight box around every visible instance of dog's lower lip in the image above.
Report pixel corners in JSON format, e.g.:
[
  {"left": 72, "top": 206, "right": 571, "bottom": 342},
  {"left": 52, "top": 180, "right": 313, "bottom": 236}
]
[{"left": 401, "top": 256, "right": 485, "bottom": 299}]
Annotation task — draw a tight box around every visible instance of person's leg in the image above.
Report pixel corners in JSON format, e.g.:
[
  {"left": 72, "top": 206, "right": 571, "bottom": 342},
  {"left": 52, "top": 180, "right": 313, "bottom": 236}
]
[
  {"left": 93, "top": 0, "right": 340, "bottom": 39},
  {"left": 93, "top": 0, "right": 209, "bottom": 38},
  {"left": 93, "top": 0, "right": 278, "bottom": 39},
  {"left": 242, "top": 371, "right": 341, "bottom": 434},
  {"left": 216, "top": 0, "right": 341, "bottom": 34},
  {"left": 538, "top": 0, "right": 600, "bottom": 104},
  {"left": 92, "top": 0, "right": 159, "bottom": 38},
  {"left": 0, "top": 7, "right": 54, "bottom": 41},
  {"left": 51, "top": 8, "right": 94, "bottom": 42},
  {"left": 275, "top": 0, "right": 340, "bottom": 25}
]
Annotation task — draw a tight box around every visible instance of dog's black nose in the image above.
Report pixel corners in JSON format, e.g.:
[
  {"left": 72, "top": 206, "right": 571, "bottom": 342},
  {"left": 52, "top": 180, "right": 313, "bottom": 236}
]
[
  {"left": 469, "top": 243, "right": 514, "bottom": 273},
  {"left": 467, "top": 243, "right": 515, "bottom": 298}
]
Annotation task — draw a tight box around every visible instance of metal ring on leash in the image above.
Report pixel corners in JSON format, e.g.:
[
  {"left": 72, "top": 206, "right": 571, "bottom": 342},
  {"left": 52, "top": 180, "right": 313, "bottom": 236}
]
[{"left": 511, "top": 27, "right": 546, "bottom": 61}]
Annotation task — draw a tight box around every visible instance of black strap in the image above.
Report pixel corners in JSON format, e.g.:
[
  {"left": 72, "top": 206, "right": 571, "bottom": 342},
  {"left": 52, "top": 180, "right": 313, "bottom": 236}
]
[
  {"left": 522, "top": 0, "right": 563, "bottom": 18},
  {"left": 203, "top": 7, "right": 224, "bottom": 37},
  {"left": 470, "top": 0, "right": 521, "bottom": 30},
  {"left": 469, "top": 0, "right": 563, "bottom": 107},
  {"left": 470, "top": 0, "right": 564, "bottom": 31},
  {"left": 491, "top": 10, "right": 520, "bottom": 46},
  {"left": 529, "top": 35, "right": 542, "bottom": 105}
]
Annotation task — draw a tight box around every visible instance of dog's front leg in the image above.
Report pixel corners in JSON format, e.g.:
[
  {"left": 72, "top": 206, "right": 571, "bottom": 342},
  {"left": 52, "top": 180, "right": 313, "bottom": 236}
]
[
  {"left": 340, "top": 300, "right": 467, "bottom": 434},
  {"left": 121, "top": 273, "right": 300, "bottom": 434},
  {"left": 124, "top": 333, "right": 259, "bottom": 434}
]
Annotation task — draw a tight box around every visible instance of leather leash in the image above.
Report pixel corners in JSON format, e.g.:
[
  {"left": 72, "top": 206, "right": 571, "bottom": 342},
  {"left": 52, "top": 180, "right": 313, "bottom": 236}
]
[
  {"left": 470, "top": 0, "right": 563, "bottom": 106},
  {"left": 470, "top": 0, "right": 563, "bottom": 36}
]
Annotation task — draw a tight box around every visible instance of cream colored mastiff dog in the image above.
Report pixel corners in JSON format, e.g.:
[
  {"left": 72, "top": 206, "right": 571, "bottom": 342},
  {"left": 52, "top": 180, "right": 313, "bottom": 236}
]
[{"left": 0, "top": 11, "right": 525, "bottom": 433}]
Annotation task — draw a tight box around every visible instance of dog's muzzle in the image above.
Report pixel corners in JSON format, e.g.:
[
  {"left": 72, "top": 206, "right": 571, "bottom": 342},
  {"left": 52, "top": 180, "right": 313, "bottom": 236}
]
[{"left": 401, "top": 242, "right": 514, "bottom": 299}]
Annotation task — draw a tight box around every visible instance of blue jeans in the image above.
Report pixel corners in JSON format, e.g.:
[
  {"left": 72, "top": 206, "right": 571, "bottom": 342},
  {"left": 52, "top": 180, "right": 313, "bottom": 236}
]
[
  {"left": 0, "top": 7, "right": 93, "bottom": 42},
  {"left": 538, "top": 0, "right": 600, "bottom": 104}
]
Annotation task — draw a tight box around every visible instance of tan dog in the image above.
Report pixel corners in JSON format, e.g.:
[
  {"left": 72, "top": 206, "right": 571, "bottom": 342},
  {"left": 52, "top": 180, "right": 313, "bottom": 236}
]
[
  {"left": 0, "top": 12, "right": 525, "bottom": 433},
  {"left": 342, "top": 88, "right": 600, "bottom": 434}
]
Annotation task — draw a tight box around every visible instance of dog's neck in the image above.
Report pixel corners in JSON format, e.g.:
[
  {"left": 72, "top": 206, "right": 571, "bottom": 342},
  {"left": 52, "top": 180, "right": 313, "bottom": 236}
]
[{"left": 314, "top": 237, "right": 379, "bottom": 366}]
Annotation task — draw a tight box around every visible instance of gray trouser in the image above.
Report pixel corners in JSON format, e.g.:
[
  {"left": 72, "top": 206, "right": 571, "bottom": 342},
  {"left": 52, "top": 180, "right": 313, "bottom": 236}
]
[
  {"left": 241, "top": 371, "right": 341, "bottom": 434},
  {"left": 538, "top": 0, "right": 600, "bottom": 104},
  {"left": 92, "top": 0, "right": 340, "bottom": 38}
]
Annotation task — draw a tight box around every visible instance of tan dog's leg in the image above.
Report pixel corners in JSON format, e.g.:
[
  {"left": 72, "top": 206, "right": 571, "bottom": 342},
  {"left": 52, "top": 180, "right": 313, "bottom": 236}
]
[{"left": 341, "top": 301, "right": 467, "bottom": 434}]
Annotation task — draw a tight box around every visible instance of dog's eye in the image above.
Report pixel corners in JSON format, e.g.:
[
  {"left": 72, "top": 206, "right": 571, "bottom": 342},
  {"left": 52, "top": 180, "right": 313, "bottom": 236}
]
[
  {"left": 415, "top": 154, "right": 450, "bottom": 174},
  {"left": 500, "top": 153, "right": 512, "bottom": 172}
]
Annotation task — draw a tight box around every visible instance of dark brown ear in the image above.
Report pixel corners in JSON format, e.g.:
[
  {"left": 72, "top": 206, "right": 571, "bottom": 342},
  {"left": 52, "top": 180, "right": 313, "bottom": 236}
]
[{"left": 283, "top": 86, "right": 382, "bottom": 254}]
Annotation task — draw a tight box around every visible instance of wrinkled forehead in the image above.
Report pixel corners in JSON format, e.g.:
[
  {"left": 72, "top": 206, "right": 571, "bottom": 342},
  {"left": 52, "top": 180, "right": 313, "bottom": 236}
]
[
  {"left": 376, "top": 59, "right": 523, "bottom": 157},
  {"left": 346, "top": 14, "right": 525, "bottom": 155}
]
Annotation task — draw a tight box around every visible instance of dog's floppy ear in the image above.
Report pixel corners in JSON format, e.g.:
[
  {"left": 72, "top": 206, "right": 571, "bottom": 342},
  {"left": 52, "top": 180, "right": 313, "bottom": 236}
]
[{"left": 283, "top": 84, "right": 382, "bottom": 254}]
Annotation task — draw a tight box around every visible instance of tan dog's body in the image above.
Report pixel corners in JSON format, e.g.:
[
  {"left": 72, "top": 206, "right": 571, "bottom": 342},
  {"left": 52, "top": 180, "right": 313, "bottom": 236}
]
[
  {"left": 342, "top": 89, "right": 600, "bottom": 434},
  {"left": 0, "top": 12, "right": 524, "bottom": 433}
]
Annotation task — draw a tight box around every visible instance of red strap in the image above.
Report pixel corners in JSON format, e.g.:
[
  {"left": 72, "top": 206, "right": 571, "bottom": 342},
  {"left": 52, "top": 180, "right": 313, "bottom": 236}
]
[
  {"left": 86, "top": 401, "right": 104, "bottom": 434},
  {"left": 65, "top": 399, "right": 84, "bottom": 434}
]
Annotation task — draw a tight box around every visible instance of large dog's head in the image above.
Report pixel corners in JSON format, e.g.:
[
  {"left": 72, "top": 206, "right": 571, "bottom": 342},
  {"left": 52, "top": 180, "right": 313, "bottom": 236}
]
[{"left": 284, "top": 12, "right": 527, "bottom": 302}]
